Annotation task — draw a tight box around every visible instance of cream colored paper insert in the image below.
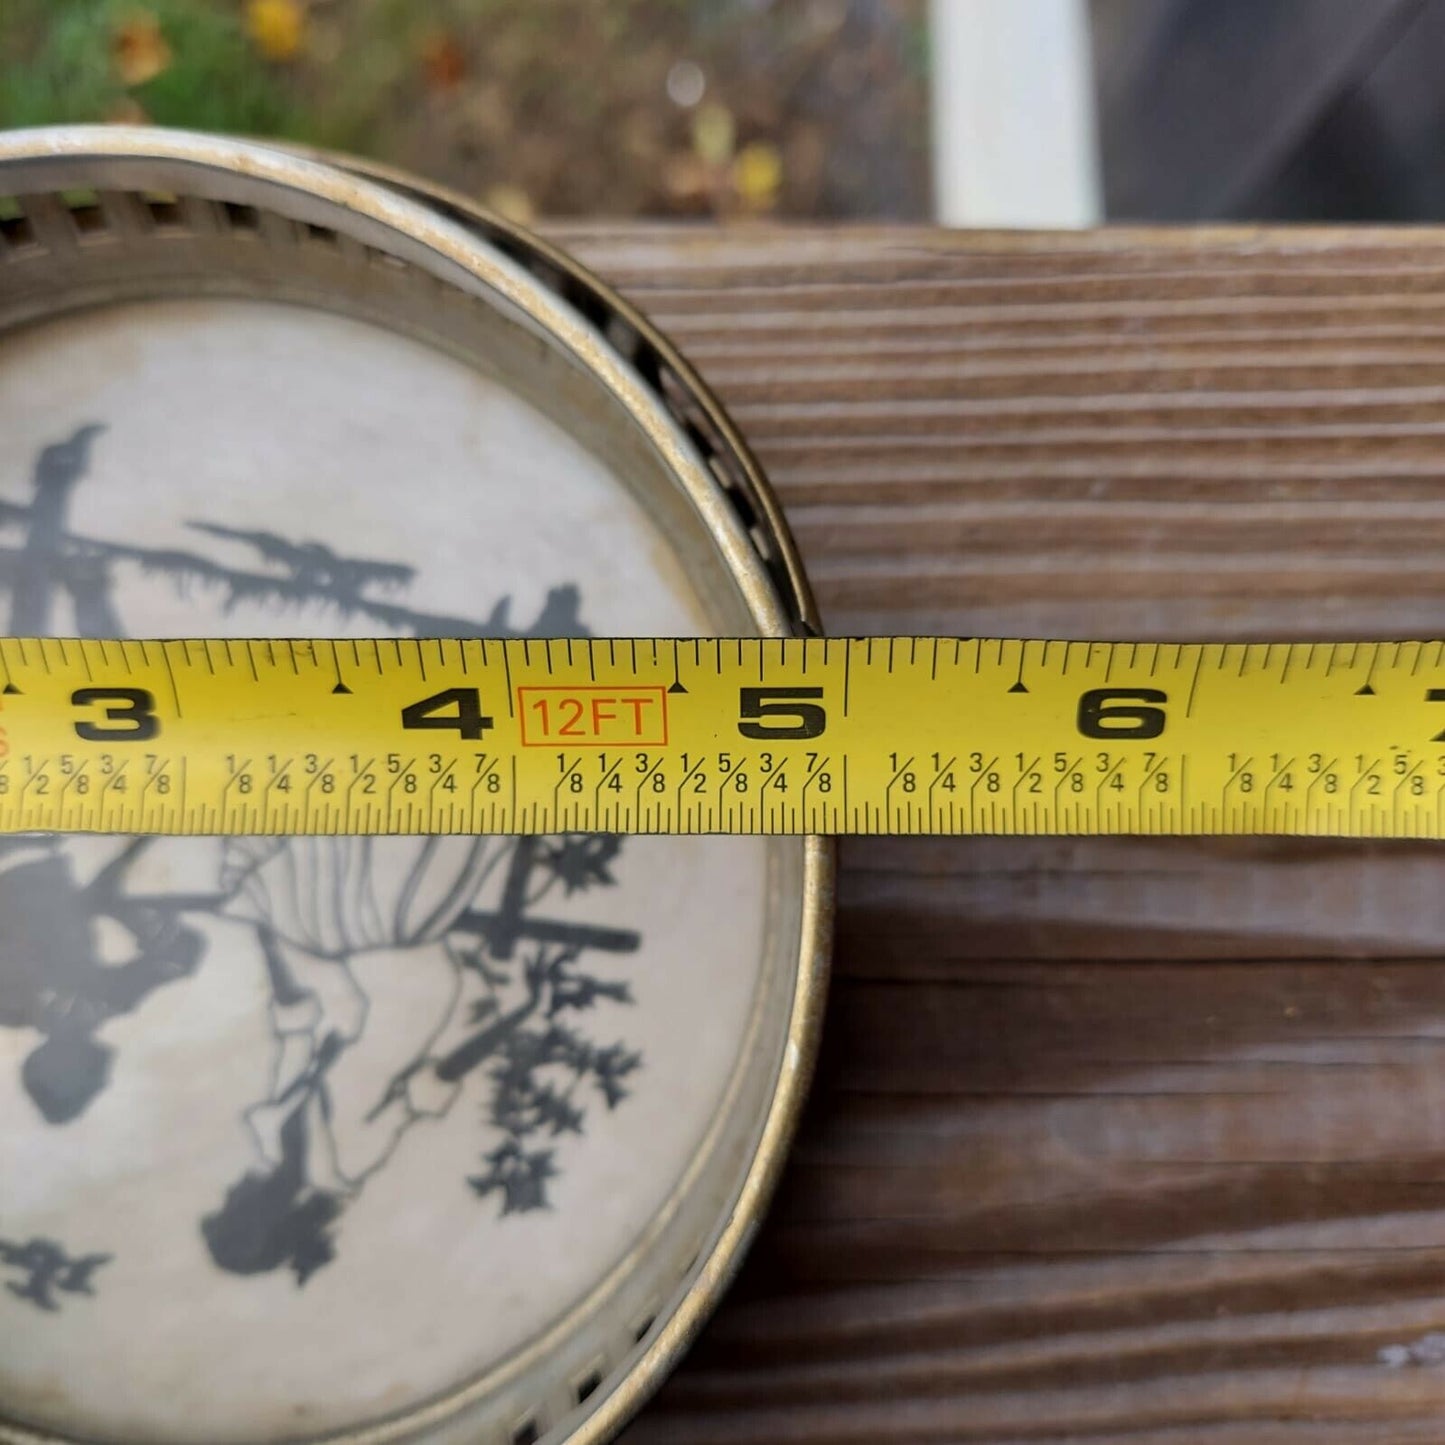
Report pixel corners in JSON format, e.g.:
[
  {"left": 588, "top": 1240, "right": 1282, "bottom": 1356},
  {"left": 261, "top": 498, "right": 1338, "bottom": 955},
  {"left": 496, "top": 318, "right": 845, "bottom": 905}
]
[{"left": 0, "top": 300, "right": 771, "bottom": 1442}]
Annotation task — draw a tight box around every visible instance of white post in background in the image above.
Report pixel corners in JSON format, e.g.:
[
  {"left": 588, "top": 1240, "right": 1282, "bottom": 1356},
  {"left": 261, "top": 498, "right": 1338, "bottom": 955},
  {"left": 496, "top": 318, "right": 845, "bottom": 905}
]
[{"left": 930, "top": 0, "right": 1102, "bottom": 227}]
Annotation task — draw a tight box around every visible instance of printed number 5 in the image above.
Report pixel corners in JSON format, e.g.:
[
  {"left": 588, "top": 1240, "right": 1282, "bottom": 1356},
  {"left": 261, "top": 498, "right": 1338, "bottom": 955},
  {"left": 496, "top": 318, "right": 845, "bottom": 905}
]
[
  {"left": 738, "top": 686, "right": 827, "bottom": 740},
  {"left": 72, "top": 687, "right": 160, "bottom": 742}
]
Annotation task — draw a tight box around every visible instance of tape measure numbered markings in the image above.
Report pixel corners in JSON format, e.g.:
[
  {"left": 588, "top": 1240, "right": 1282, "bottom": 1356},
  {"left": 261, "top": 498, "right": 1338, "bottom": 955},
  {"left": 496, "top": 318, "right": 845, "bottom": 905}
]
[{"left": 1, "top": 634, "right": 1442, "bottom": 837}]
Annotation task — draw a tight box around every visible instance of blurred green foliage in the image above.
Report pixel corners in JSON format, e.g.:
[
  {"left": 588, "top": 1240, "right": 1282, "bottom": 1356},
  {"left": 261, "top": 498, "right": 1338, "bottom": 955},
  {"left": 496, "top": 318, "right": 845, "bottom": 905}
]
[
  {"left": 0, "top": 0, "right": 931, "bottom": 218},
  {"left": 1, "top": 0, "right": 298, "bottom": 136}
]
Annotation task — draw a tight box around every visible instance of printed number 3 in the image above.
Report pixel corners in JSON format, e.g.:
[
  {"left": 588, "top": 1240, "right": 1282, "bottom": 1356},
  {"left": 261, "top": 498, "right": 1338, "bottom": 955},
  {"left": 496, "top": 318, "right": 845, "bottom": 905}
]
[{"left": 72, "top": 687, "right": 160, "bottom": 742}]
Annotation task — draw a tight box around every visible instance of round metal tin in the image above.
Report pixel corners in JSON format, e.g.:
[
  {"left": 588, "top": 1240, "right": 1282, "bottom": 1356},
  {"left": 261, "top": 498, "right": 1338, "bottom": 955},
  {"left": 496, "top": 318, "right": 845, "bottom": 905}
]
[{"left": 0, "top": 128, "right": 830, "bottom": 1445}]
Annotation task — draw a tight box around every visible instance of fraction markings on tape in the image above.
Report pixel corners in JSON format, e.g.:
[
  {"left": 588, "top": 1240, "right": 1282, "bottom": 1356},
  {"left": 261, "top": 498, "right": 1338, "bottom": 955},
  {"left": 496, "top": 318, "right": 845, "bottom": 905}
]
[{"left": 0, "top": 636, "right": 1443, "bottom": 837}]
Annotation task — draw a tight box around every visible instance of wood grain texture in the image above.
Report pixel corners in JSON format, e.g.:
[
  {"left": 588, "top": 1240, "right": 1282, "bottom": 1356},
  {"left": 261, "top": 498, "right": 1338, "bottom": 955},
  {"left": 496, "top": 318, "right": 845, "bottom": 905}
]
[{"left": 549, "top": 224, "right": 1445, "bottom": 1443}]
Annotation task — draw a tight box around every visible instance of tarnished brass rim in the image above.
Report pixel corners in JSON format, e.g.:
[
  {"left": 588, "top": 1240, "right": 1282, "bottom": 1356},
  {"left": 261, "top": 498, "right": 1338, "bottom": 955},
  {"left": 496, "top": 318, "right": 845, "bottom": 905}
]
[
  {"left": 314, "top": 147, "right": 821, "bottom": 646},
  {"left": 0, "top": 126, "right": 832, "bottom": 1445}
]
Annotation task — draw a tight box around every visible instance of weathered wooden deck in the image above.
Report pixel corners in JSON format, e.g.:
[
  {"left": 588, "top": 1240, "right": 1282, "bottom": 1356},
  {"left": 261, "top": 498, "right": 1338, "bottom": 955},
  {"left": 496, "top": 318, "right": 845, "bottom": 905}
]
[{"left": 559, "top": 223, "right": 1445, "bottom": 1443}]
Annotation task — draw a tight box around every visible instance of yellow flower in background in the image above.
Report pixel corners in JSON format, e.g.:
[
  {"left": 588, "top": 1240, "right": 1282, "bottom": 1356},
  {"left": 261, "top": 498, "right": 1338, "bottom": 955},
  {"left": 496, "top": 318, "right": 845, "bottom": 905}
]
[
  {"left": 734, "top": 141, "right": 782, "bottom": 214},
  {"left": 483, "top": 184, "right": 534, "bottom": 225},
  {"left": 246, "top": 0, "right": 305, "bottom": 62},
  {"left": 112, "top": 11, "right": 172, "bottom": 88},
  {"left": 691, "top": 102, "right": 735, "bottom": 167}
]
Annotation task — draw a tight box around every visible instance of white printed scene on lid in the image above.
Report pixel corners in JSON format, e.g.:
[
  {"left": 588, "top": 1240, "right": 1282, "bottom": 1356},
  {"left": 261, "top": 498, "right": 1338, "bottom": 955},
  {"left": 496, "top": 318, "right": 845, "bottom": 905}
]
[{"left": 0, "top": 297, "right": 780, "bottom": 1443}]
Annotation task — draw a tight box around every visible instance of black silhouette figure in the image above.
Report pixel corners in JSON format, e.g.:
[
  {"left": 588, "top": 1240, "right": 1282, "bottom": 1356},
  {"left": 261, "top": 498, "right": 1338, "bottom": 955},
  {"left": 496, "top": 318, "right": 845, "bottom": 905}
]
[
  {"left": 201, "top": 1069, "right": 344, "bottom": 1287},
  {"left": 0, "top": 838, "right": 206, "bottom": 1124},
  {"left": 0, "top": 1234, "right": 110, "bottom": 1311},
  {"left": 9, "top": 423, "right": 112, "bottom": 635},
  {"left": 199, "top": 832, "right": 642, "bottom": 1276},
  {"left": 0, "top": 424, "right": 644, "bottom": 1300}
]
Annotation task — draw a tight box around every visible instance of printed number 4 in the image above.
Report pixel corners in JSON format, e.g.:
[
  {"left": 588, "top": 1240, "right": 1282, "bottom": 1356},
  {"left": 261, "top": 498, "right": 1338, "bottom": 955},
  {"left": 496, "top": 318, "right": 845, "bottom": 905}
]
[{"left": 400, "top": 687, "right": 494, "bottom": 740}]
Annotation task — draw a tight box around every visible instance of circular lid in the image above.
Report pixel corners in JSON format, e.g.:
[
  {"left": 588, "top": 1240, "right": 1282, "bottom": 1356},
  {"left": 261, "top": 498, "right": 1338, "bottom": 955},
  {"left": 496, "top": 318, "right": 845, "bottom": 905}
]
[{"left": 0, "top": 128, "right": 829, "bottom": 1445}]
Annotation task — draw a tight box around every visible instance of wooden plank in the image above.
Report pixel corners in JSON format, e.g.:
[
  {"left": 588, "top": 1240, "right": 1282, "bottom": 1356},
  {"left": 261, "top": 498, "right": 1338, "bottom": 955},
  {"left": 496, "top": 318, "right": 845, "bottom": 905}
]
[{"left": 549, "top": 224, "right": 1445, "bottom": 1442}]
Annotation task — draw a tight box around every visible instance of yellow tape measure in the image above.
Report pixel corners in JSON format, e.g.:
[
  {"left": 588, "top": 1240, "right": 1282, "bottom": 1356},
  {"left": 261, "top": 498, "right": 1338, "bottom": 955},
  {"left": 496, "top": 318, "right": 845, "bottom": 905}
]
[{"left": 0, "top": 635, "right": 1443, "bottom": 837}]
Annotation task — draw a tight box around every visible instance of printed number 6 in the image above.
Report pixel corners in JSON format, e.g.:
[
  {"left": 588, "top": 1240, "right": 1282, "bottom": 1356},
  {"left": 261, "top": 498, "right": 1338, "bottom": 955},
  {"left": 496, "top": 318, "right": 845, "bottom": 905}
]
[
  {"left": 1076, "top": 687, "right": 1167, "bottom": 741},
  {"left": 72, "top": 687, "right": 161, "bottom": 742},
  {"left": 737, "top": 686, "right": 827, "bottom": 740}
]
